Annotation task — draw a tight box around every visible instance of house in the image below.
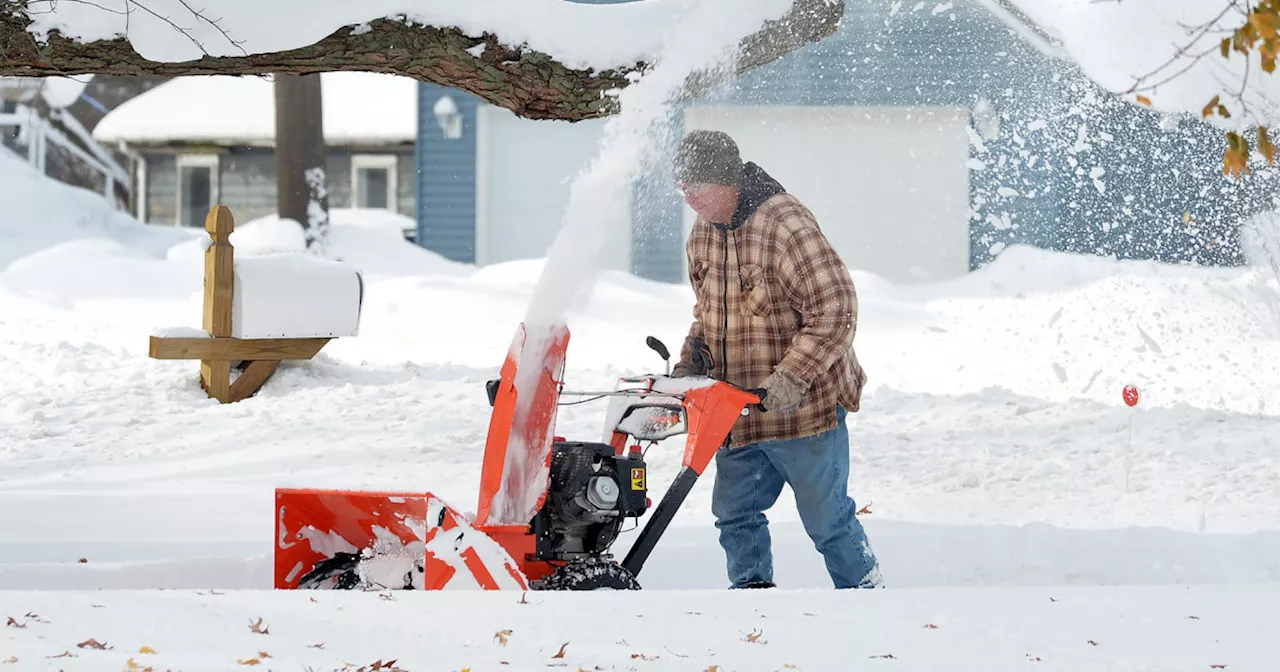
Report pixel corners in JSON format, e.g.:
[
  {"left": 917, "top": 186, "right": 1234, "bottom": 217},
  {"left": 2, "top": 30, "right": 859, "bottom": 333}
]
[
  {"left": 93, "top": 72, "right": 419, "bottom": 232},
  {"left": 412, "top": 0, "right": 1280, "bottom": 284}
]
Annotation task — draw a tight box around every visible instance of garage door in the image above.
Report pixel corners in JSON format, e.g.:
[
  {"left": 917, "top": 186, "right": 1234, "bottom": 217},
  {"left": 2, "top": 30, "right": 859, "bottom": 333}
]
[
  {"left": 475, "top": 105, "right": 631, "bottom": 270},
  {"left": 682, "top": 106, "right": 972, "bottom": 283}
]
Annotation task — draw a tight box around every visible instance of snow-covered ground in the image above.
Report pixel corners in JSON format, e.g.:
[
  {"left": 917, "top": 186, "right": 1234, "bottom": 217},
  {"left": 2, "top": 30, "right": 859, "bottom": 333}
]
[{"left": 3, "top": 144, "right": 1280, "bottom": 669}]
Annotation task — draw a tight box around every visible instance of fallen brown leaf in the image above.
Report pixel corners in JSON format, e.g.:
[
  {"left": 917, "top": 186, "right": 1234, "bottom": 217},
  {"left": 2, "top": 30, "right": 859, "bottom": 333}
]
[
  {"left": 258, "top": 651, "right": 271, "bottom": 659},
  {"left": 309, "top": 643, "right": 326, "bottom": 649},
  {"left": 705, "top": 666, "right": 722, "bottom": 672},
  {"left": 248, "top": 617, "right": 270, "bottom": 635},
  {"left": 553, "top": 642, "right": 569, "bottom": 659},
  {"left": 23, "top": 612, "right": 45, "bottom": 623},
  {"left": 138, "top": 646, "right": 157, "bottom": 655},
  {"left": 744, "top": 628, "right": 766, "bottom": 644},
  {"left": 495, "top": 629, "right": 513, "bottom": 646},
  {"left": 77, "top": 638, "right": 112, "bottom": 650},
  {"left": 631, "top": 653, "right": 658, "bottom": 661},
  {"left": 47, "top": 650, "right": 74, "bottom": 659},
  {"left": 353, "top": 660, "right": 404, "bottom": 671},
  {"left": 78, "top": 557, "right": 88, "bottom": 563},
  {"left": 236, "top": 657, "right": 261, "bottom": 666},
  {"left": 1, "top": 657, "right": 15, "bottom": 665},
  {"left": 857, "top": 502, "right": 873, "bottom": 515},
  {"left": 924, "top": 624, "right": 939, "bottom": 629},
  {"left": 4, "top": 617, "right": 23, "bottom": 629}
]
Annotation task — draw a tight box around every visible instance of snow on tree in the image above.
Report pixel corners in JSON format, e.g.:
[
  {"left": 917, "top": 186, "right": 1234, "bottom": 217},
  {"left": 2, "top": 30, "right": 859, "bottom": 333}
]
[{"left": 0, "top": 0, "right": 845, "bottom": 122}]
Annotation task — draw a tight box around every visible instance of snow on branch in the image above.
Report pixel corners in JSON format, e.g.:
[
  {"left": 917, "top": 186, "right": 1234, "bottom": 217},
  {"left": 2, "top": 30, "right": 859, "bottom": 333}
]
[{"left": 0, "top": 0, "right": 845, "bottom": 122}]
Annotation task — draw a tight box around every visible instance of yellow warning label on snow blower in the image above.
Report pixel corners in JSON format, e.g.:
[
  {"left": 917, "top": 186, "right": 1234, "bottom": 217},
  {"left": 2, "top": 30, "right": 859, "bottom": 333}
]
[{"left": 631, "top": 467, "right": 646, "bottom": 491}]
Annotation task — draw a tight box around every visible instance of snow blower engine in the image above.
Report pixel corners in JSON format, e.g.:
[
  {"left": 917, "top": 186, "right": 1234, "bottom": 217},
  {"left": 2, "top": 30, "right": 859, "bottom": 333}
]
[{"left": 273, "top": 324, "right": 760, "bottom": 591}]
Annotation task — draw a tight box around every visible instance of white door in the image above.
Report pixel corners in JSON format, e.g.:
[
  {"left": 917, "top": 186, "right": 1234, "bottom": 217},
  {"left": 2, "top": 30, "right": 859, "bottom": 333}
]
[
  {"left": 475, "top": 105, "right": 631, "bottom": 270},
  {"left": 682, "top": 105, "right": 972, "bottom": 283}
]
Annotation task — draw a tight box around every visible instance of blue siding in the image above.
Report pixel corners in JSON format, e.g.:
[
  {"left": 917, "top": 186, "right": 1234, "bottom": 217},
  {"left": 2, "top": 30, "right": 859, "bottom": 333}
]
[
  {"left": 416, "top": 83, "right": 480, "bottom": 263},
  {"left": 629, "top": 145, "right": 687, "bottom": 282}
]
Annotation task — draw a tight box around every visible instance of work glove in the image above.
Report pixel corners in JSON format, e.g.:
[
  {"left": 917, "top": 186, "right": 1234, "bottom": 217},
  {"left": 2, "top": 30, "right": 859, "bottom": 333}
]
[
  {"left": 672, "top": 337, "right": 714, "bottom": 377},
  {"left": 758, "top": 369, "right": 808, "bottom": 413}
]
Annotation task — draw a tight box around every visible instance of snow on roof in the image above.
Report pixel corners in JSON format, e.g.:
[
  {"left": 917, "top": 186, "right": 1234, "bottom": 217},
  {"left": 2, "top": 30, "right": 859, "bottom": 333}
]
[{"left": 92, "top": 72, "right": 417, "bottom": 147}]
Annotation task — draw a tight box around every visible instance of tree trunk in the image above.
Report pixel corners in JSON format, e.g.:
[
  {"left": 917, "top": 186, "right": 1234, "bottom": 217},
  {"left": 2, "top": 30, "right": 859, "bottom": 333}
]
[
  {"left": 274, "top": 73, "right": 329, "bottom": 255},
  {"left": 0, "top": 1, "right": 844, "bottom": 122}
]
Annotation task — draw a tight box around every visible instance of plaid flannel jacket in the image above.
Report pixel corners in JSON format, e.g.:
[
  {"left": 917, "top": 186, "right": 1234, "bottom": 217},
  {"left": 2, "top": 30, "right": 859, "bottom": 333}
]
[{"left": 678, "top": 189, "right": 866, "bottom": 448}]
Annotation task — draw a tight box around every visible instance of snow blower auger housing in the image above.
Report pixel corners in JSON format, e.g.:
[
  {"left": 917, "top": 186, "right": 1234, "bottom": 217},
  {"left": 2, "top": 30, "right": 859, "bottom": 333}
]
[{"left": 274, "top": 326, "right": 760, "bottom": 591}]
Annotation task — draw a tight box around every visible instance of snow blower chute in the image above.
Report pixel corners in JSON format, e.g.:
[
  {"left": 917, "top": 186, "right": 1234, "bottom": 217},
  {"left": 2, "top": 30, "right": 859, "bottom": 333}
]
[{"left": 274, "top": 324, "right": 760, "bottom": 590}]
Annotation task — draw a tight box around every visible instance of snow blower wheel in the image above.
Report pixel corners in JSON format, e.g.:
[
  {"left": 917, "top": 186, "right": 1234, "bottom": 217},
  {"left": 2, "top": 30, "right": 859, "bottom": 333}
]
[{"left": 532, "top": 557, "right": 641, "bottom": 591}]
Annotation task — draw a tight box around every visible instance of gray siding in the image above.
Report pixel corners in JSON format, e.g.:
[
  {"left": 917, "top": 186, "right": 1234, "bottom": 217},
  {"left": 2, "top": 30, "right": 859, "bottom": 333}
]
[
  {"left": 416, "top": 83, "right": 479, "bottom": 263},
  {"left": 142, "top": 145, "right": 416, "bottom": 228},
  {"left": 144, "top": 154, "right": 176, "bottom": 225},
  {"left": 217, "top": 148, "right": 276, "bottom": 223}
]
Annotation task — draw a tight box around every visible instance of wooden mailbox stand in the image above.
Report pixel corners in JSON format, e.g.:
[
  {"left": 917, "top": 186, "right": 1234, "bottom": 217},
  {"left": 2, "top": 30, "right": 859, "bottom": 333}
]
[{"left": 148, "top": 205, "right": 332, "bottom": 403}]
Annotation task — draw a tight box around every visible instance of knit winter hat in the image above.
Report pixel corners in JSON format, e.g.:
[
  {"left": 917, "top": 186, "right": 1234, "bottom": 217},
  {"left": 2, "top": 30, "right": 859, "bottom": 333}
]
[{"left": 673, "top": 130, "right": 743, "bottom": 186}]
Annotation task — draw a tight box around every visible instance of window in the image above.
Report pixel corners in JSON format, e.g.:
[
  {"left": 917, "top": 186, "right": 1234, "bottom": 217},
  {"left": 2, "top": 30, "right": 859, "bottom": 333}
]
[
  {"left": 176, "top": 154, "right": 219, "bottom": 228},
  {"left": 351, "top": 154, "right": 398, "bottom": 210}
]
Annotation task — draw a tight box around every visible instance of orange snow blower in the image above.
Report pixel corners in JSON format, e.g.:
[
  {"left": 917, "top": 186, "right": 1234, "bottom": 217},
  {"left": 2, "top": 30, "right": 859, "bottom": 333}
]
[{"left": 274, "top": 324, "right": 760, "bottom": 591}]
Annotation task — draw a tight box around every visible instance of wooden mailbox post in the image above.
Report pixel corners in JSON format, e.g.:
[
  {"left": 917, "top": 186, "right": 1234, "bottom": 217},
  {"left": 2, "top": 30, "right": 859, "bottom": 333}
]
[{"left": 148, "top": 205, "right": 345, "bottom": 403}]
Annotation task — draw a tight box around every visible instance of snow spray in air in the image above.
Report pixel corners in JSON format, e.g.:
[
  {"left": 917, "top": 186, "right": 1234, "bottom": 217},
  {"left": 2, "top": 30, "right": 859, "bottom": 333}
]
[{"left": 483, "top": 0, "right": 796, "bottom": 526}]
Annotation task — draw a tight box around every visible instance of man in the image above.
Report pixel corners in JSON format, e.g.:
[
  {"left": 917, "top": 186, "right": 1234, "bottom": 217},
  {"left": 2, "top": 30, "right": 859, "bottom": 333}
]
[{"left": 670, "top": 129, "right": 882, "bottom": 591}]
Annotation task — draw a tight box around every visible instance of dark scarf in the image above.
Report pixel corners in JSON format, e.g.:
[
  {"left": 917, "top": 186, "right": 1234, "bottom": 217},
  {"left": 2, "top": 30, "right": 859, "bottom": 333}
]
[{"left": 713, "top": 162, "right": 786, "bottom": 232}]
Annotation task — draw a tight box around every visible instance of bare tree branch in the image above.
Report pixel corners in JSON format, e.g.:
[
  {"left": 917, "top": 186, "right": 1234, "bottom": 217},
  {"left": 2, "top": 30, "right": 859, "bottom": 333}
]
[{"left": 1121, "top": 1, "right": 1242, "bottom": 96}]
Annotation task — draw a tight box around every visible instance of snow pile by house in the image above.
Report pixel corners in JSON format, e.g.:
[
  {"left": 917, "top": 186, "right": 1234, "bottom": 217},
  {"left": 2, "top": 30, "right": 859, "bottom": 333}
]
[{"left": 0, "top": 149, "right": 192, "bottom": 274}]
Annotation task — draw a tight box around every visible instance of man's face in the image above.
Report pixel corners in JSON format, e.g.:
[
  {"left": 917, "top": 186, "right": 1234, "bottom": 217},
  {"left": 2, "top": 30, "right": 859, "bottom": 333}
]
[{"left": 680, "top": 182, "right": 739, "bottom": 224}]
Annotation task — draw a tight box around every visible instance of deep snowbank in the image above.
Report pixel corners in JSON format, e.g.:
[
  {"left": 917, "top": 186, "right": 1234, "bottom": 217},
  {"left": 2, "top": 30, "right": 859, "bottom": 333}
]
[
  {"left": 0, "top": 151, "right": 193, "bottom": 273},
  {"left": 856, "top": 244, "right": 1280, "bottom": 415}
]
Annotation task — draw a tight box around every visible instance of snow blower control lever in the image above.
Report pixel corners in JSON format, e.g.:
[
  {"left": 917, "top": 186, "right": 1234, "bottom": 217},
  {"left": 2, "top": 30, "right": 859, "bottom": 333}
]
[{"left": 274, "top": 326, "right": 760, "bottom": 592}]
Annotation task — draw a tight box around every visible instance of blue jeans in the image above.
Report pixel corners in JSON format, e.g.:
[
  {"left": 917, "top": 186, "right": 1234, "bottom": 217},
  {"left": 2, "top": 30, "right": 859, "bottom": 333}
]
[{"left": 711, "top": 407, "right": 882, "bottom": 589}]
